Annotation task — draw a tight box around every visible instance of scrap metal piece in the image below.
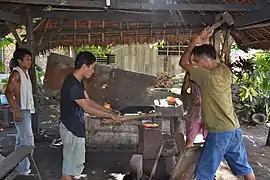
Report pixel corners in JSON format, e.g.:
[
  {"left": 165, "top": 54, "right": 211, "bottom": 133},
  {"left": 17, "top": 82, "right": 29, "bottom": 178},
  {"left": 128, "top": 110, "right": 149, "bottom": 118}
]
[{"left": 44, "top": 53, "right": 157, "bottom": 109}]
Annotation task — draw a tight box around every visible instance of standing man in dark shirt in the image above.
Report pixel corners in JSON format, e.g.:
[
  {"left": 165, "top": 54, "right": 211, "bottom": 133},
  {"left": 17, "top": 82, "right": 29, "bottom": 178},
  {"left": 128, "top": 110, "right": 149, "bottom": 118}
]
[{"left": 60, "top": 51, "right": 119, "bottom": 180}]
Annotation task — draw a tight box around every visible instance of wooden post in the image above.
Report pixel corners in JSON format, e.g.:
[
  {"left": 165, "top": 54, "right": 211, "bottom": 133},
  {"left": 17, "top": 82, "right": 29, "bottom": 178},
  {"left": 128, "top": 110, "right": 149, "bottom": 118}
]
[
  {"left": 266, "top": 125, "right": 270, "bottom": 146},
  {"left": 69, "top": 46, "right": 76, "bottom": 57},
  {"left": 26, "top": 10, "right": 37, "bottom": 94},
  {"left": 26, "top": 9, "right": 39, "bottom": 136},
  {"left": 213, "top": 30, "right": 221, "bottom": 62}
]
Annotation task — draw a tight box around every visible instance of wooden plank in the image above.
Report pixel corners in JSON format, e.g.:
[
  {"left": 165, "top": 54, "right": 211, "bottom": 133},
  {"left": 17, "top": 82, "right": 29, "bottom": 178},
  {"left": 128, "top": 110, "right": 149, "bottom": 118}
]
[
  {"left": 33, "top": 18, "right": 46, "bottom": 32},
  {"left": 234, "top": 4, "right": 270, "bottom": 27},
  {"left": 38, "top": 26, "right": 203, "bottom": 36},
  {"left": 30, "top": 11, "right": 215, "bottom": 23},
  {"left": 0, "top": 9, "right": 23, "bottom": 24},
  {"left": 0, "top": 0, "right": 257, "bottom": 11},
  {"left": 113, "top": 3, "right": 257, "bottom": 11},
  {"left": 236, "top": 22, "right": 270, "bottom": 30},
  {"left": 0, "top": 0, "right": 104, "bottom": 8},
  {"left": 0, "top": 146, "right": 34, "bottom": 179},
  {"left": 170, "top": 146, "right": 201, "bottom": 180}
]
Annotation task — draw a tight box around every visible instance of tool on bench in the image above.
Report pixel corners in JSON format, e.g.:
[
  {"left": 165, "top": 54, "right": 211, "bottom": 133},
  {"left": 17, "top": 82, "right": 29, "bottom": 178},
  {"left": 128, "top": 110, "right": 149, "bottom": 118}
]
[
  {"left": 207, "top": 11, "right": 234, "bottom": 33},
  {"left": 102, "top": 112, "right": 162, "bottom": 125}
]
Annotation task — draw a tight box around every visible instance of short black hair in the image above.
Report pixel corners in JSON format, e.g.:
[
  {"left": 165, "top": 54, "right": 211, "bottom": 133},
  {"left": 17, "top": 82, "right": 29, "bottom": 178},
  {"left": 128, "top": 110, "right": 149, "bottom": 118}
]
[
  {"left": 9, "top": 48, "right": 32, "bottom": 73},
  {"left": 13, "top": 48, "right": 32, "bottom": 61},
  {"left": 192, "top": 44, "right": 216, "bottom": 60},
  {"left": 75, "top": 51, "right": 96, "bottom": 69}
]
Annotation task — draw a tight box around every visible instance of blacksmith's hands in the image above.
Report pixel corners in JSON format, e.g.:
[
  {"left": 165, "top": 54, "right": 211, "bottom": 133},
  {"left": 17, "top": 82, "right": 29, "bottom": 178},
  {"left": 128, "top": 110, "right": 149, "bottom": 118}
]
[
  {"left": 191, "top": 27, "right": 213, "bottom": 45},
  {"left": 113, "top": 110, "right": 121, "bottom": 115},
  {"left": 110, "top": 113, "right": 120, "bottom": 121}
]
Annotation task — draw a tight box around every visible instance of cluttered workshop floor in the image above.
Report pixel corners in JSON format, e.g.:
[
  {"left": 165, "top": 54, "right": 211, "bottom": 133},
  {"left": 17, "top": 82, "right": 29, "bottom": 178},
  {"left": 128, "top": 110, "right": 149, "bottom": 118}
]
[{"left": 0, "top": 105, "right": 270, "bottom": 180}]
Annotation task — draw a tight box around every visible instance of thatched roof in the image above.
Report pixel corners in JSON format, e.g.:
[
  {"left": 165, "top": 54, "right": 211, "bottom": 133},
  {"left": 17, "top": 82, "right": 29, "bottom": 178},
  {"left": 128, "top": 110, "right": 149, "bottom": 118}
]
[{"left": 0, "top": 0, "right": 269, "bottom": 51}]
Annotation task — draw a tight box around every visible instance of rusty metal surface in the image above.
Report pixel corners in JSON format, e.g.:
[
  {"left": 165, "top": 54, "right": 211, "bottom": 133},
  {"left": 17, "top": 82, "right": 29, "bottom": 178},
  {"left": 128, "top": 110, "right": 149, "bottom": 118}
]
[
  {"left": 43, "top": 53, "right": 74, "bottom": 91},
  {"left": 138, "top": 127, "right": 163, "bottom": 160},
  {"left": 171, "top": 133, "right": 185, "bottom": 153},
  {"left": 44, "top": 53, "right": 157, "bottom": 109},
  {"left": 156, "top": 106, "right": 184, "bottom": 117}
]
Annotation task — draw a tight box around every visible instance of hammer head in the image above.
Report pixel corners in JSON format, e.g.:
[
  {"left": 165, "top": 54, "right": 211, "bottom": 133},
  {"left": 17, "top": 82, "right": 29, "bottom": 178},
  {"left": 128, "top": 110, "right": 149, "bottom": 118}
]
[{"left": 221, "top": 11, "right": 234, "bottom": 26}]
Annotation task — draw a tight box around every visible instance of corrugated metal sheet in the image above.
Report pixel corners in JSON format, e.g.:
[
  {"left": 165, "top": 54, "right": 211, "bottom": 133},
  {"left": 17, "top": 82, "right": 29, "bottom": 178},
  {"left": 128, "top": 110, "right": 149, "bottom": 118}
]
[{"left": 112, "top": 44, "right": 184, "bottom": 76}]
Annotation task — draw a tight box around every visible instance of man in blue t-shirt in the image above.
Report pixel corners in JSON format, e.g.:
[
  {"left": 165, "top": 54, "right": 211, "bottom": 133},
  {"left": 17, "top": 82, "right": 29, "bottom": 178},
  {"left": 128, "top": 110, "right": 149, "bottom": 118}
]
[{"left": 60, "top": 52, "right": 119, "bottom": 180}]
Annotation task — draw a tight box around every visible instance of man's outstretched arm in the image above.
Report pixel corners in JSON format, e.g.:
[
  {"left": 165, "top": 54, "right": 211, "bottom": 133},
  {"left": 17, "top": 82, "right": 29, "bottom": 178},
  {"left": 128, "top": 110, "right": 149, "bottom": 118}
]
[
  {"left": 84, "top": 91, "right": 112, "bottom": 113},
  {"left": 75, "top": 99, "right": 115, "bottom": 119},
  {"left": 179, "top": 28, "right": 213, "bottom": 72}
]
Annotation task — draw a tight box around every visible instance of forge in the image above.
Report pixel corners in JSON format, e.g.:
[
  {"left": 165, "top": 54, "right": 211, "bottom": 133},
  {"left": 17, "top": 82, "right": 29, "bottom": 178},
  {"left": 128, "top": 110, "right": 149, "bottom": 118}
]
[{"left": 43, "top": 53, "right": 201, "bottom": 179}]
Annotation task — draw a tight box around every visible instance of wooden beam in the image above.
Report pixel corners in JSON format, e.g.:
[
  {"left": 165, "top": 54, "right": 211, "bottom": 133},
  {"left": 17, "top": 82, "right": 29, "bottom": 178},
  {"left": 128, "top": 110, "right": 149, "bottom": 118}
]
[
  {"left": 36, "top": 20, "right": 68, "bottom": 52},
  {"left": 0, "top": 9, "right": 23, "bottom": 24},
  {"left": 111, "top": 3, "right": 257, "bottom": 11},
  {"left": 0, "top": 0, "right": 257, "bottom": 11},
  {"left": 30, "top": 11, "right": 215, "bottom": 24},
  {"left": 236, "top": 22, "right": 270, "bottom": 30},
  {"left": 25, "top": 9, "right": 37, "bottom": 93},
  {"left": 231, "top": 30, "right": 252, "bottom": 46},
  {"left": 257, "top": 0, "right": 268, "bottom": 8},
  {"left": 36, "top": 26, "right": 203, "bottom": 36},
  {"left": 33, "top": 19, "right": 46, "bottom": 32},
  {"left": 5, "top": 21, "right": 23, "bottom": 47},
  {"left": 234, "top": 4, "right": 270, "bottom": 27}
]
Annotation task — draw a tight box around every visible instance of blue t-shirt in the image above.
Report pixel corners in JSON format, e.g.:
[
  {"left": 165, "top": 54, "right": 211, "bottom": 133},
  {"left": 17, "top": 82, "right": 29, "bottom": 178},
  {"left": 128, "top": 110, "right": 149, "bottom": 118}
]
[{"left": 60, "top": 73, "right": 86, "bottom": 138}]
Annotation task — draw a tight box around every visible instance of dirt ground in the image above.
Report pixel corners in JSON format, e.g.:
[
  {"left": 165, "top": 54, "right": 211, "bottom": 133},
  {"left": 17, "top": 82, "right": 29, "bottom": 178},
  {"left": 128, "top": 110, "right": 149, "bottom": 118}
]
[{"left": 1, "top": 104, "right": 270, "bottom": 180}]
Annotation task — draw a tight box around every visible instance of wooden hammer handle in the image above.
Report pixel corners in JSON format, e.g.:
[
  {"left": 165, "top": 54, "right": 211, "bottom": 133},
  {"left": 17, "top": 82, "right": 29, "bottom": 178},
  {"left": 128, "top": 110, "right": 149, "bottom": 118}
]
[{"left": 207, "top": 19, "right": 225, "bottom": 33}]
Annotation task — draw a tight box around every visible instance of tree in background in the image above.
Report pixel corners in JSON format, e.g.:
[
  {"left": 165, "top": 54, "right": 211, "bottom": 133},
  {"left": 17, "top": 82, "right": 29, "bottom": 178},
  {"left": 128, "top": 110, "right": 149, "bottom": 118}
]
[{"left": 76, "top": 45, "right": 111, "bottom": 57}]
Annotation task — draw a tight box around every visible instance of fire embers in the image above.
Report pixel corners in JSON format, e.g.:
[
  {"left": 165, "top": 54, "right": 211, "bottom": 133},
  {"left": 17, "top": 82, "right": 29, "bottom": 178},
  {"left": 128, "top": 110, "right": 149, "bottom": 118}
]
[{"left": 104, "top": 103, "right": 112, "bottom": 110}]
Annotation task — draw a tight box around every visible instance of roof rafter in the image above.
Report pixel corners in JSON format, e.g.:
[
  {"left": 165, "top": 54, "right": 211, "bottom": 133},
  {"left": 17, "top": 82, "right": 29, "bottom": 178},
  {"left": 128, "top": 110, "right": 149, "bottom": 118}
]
[
  {"left": 0, "top": 9, "right": 23, "bottom": 24},
  {"left": 234, "top": 4, "right": 270, "bottom": 27},
  {"left": 34, "top": 26, "right": 203, "bottom": 36},
  {"left": 30, "top": 11, "right": 215, "bottom": 24},
  {"left": 0, "top": 0, "right": 257, "bottom": 11}
]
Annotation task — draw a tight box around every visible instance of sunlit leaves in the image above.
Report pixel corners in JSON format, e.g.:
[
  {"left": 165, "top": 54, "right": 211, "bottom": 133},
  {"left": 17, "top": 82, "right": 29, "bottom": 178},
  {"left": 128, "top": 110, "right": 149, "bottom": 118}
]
[{"left": 76, "top": 45, "right": 111, "bottom": 57}]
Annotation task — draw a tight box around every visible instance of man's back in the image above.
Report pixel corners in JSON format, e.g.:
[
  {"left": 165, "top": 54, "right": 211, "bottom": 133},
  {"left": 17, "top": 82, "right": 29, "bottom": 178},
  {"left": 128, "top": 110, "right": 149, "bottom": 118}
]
[{"left": 190, "top": 63, "right": 239, "bottom": 132}]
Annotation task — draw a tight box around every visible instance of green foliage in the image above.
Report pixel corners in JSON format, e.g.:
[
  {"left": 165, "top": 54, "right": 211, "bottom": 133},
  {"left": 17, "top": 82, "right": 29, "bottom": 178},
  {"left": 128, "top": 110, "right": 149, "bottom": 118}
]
[
  {"left": 1, "top": 78, "right": 7, "bottom": 90},
  {"left": 149, "top": 40, "right": 166, "bottom": 50},
  {"left": 231, "top": 43, "right": 240, "bottom": 51},
  {"left": 0, "top": 37, "right": 14, "bottom": 47},
  {"left": 232, "top": 50, "right": 270, "bottom": 121},
  {"left": 253, "top": 51, "right": 270, "bottom": 91},
  {"left": 76, "top": 45, "right": 111, "bottom": 57}
]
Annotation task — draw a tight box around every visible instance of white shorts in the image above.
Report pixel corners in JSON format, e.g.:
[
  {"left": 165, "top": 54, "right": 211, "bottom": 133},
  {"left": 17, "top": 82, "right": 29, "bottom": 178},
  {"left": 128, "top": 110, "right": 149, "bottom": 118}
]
[{"left": 60, "top": 123, "right": 85, "bottom": 176}]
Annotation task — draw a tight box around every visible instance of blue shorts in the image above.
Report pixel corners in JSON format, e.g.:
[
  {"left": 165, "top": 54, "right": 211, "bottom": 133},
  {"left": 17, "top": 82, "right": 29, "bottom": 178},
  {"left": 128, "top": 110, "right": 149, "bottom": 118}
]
[{"left": 195, "top": 128, "right": 253, "bottom": 180}]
